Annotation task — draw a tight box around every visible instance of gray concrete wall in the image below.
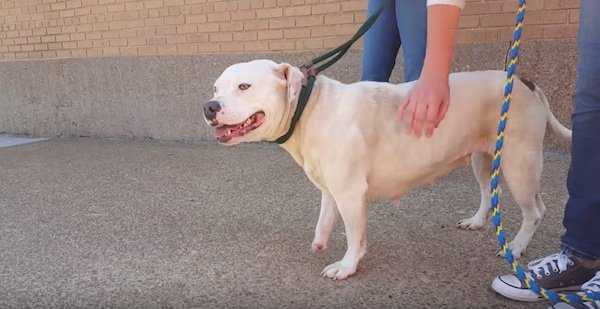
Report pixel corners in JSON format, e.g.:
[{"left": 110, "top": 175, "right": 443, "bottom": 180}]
[{"left": 0, "top": 40, "right": 576, "bottom": 149}]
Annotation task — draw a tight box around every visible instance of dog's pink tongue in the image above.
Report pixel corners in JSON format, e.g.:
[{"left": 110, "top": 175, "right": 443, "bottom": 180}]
[
  {"left": 215, "top": 127, "right": 232, "bottom": 142},
  {"left": 215, "top": 125, "right": 243, "bottom": 142},
  {"left": 255, "top": 112, "right": 265, "bottom": 124},
  {"left": 215, "top": 127, "right": 228, "bottom": 138}
]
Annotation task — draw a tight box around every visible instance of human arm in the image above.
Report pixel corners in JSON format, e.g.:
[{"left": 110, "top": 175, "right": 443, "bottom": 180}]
[{"left": 397, "top": 3, "right": 462, "bottom": 138}]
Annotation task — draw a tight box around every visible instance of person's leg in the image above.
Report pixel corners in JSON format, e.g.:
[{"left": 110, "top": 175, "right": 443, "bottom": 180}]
[
  {"left": 491, "top": 1, "right": 600, "bottom": 302},
  {"left": 360, "top": 0, "right": 400, "bottom": 82},
  {"left": 395, "top": 0, "right": 427, "bottom": 82},
  {"left": 561, "top": 0, "right": 600, "bottom": 260}
]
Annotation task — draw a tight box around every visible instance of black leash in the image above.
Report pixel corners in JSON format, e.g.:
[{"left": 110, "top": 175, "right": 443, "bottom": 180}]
[{"left": 272, "top": 0, "right": 393, "bottom": 144}]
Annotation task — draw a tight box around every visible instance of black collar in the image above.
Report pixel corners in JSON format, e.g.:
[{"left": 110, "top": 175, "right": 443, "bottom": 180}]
[
  {"left": 272, "top": 66, "right": 317, "bottom": 144},
  {"left": 269, "top": 0, "right": 391, "bottom": 144}
]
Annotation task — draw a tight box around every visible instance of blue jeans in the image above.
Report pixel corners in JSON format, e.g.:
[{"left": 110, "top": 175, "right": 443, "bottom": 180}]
[
  {"left": 361, "top": 0, "right": 426, "bottom": 82},
  {"left": 561, "top": 0, "right": 600, "bottom": 260}
]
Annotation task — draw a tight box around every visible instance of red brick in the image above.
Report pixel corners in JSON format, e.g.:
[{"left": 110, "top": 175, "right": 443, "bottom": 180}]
[
  {"left": 208, "top": 12, "right": 230, "bottom": 22},
  {"left": 220, "top": 41, "right": 244, "bottom": 52},
  {"left": 185, "top": 33, "right": 209, "bottom": 43},
  {"left": 210, "top": 32, "right": 233, "bottom": 42},
  {"left": 463, "top": 2, "right": 503, "bottom": 16},
  {"left": 257, "top": 29, "right": 282, "bottom": 40},
  {"left": 296, "top": 38, "right": 322, "bottom": 49},
  {"left": 269, "top": 39, "right": 295, "bottom": 50},
  {"left": 244, "top": 19, "right": 269, "bottom": 30},
  {"left": 341, "top": 0, "right": 365, "bottom": 12},
  {"left": 197, "top": 23, "right": 219, "bottom": 32},
  {"left": 284, "top": 6, "right": 310, "bottom": 16},
  {"left": 231, "top": 10, "right": 255, "bottom": 20},
  {"left": 323, "top": 37, "right": 345, "bottom": 48},
  {"left": 138, "top": 46, "right": 158, "bottom": 56},
  {"left": 570, "top": 9, "right": 580, "bottom": 24},
  {"left": 480, "top": 13, "right": 517, "bottom": 27},
  {"left": 197, "top": 43, "right": 219, "bottom": 52},
  {"left": 284, "top": 28, "right": 310, "bottom": 39},
  {"left": 543, "top": 9, "right": 569, "bottom": 24},
  {"left": 214, "top": 1, "right": 237, "bottom": 12},
  {"left": 244, "top": 41, "right": 269, "bottom": 51},
  {"left": 295, "top": 15, "right": 322, "bottom": 27},
  {"left": 269, "top": 17, "right": 295, "bottom": 29},
  {"left": 233, "top": 31, "right": 258, "bottom": 41},
  {"left": 177, "top": 24, "right": 197, "bottom": 33},
  {"left": 311, "top": 3, "right": 338, "bottom": 14},
  {"left": 459, "top": 15, "right": 479, "bottom": 28},
  {"left": 256, "top": 8, "right": 282, "bottom": 18},
  {"left": 157, "top": 45, "right": 177, "bottom": 55},
  {"left": 186, "top": 15, "right": 206, "bottom": 24},
  {"left": 324, "top": 13, "right": 353, "bottom": 25},
  {"left": 543, "top": 24, "right": 578, "bottom": 39},
  {"left": 219, "top": 22, "right": 244, "bottom": 32}
]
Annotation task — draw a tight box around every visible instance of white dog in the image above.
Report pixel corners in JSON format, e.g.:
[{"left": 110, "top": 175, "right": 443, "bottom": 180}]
[{"left": 203, "top": 59, "right": 571, "bottom": 280}]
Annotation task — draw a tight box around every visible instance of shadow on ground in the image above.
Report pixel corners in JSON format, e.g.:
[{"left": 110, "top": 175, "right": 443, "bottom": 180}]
[{"left": 0, "top": 138, "right": 570, "bottom": 308}]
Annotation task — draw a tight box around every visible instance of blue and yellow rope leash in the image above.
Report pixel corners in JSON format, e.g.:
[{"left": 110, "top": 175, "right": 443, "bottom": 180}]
[{"left": 491, "top": 0, "right": 600, "bottom": 304}]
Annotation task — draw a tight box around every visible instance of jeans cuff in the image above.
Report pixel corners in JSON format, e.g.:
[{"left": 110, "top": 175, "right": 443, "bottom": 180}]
[{"left": 561, "top": 242, "right": 600, "bottom": 261}]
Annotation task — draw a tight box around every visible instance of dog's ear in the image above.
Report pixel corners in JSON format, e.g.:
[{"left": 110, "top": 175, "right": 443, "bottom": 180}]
[{"left": 277, "top": 63, "right": 303, "bottom": 105}]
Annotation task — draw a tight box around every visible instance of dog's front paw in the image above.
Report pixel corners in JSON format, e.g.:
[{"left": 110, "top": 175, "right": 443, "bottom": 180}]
[
  {"left": 321, "top": 261, "right": 357, "bottom": 280},
  {"left": 457, "top": 215, "right": 485, "bottom": 230}
]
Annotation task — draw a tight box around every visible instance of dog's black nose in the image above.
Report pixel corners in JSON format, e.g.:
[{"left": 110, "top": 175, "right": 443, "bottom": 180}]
[{"left": 204, "top": 100, "right": 221, "bottom": 120}]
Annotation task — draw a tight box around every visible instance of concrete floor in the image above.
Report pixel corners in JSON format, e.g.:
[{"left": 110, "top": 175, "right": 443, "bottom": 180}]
[{"left": 0, "top": 138, "right": 571, "bottom": 308}]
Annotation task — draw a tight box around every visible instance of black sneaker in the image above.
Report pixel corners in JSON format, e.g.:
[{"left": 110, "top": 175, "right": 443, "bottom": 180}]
[
  {"left": 549, "top": 271, "right": 600, "bottom": 309},
  {"left": 491, "top": 251, "right": 600, "bottom": 302}
]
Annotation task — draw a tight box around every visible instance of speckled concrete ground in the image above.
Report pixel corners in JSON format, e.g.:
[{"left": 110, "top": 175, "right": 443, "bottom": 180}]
[{"left": 0, "top": 138, "right": 571, "bottom": 308}]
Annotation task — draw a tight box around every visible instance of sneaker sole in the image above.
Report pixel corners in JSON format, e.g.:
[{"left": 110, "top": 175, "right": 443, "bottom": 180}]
[
  {"left": 491, "top": 278, "right": 543, "bottom": 302},
  {"left": 491, "top": 278, "right": 582, "bottom": 303}
]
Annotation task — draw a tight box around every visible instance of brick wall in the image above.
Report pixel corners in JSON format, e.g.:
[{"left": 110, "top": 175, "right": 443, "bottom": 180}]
[{"left": 0, "top": 0, "right": 580, "bottom": 61}]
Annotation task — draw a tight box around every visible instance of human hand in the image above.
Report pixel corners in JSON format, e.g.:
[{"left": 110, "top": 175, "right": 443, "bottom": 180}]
[
  {"left": 397, "top": 4, "right": 459, "bottom": 138},
  {"left": 397, "top": 73, "right": 450, "bottom": 138}
]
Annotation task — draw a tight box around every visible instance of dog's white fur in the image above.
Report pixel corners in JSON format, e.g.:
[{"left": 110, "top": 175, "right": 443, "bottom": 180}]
[{"left": 206, "top": 59, "right": 571, "bottom": 280}]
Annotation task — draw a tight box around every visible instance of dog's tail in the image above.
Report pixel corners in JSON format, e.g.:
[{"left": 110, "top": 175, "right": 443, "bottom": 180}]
[{"left": 521, "top": 78, "right": 572, "bottom": 143}]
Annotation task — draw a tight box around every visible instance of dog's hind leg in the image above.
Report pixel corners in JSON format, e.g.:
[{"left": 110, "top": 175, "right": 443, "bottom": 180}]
[
  {"left": 312, "top": 191, "right": 338, "bottom": 253},
  {"left": 502, "top": 147, "right": 546, "bottom": 259},
  {"left": 458, "top": 152, "right": 494, "bottom": 230}
]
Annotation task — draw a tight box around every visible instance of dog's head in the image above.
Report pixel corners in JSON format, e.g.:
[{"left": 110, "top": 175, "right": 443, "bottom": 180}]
[{"left": 203, "top": 59, "right": 304, "bottom": 145}]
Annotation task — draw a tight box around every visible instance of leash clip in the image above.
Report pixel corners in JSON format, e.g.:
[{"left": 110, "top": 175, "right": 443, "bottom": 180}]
[{"left": 299, "top": 64, "right": 317, "bottom": 86}]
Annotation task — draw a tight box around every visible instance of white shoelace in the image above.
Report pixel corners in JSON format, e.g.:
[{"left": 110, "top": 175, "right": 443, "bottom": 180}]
[
  {"left": 583, "top": 272, "right": 600, "bottom": 292},
  {"left": 527, "top": 252, "right": 575, "bottom": 279},
  {"left": 525, "top": 255, "right": 600, "bottom": 309}
]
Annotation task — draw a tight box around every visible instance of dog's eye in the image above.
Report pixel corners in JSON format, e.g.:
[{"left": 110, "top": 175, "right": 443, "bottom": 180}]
[
  {"left": 238, "top": 83, "right": 251, "bottom": 91},
  {"left": 213, "top": 86, "right": 217, "bottom": 93}
]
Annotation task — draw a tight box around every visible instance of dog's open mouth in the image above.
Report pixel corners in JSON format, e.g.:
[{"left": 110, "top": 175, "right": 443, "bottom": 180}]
[{"left": 214, "top": 111, "right": 265, "bottom": 143}]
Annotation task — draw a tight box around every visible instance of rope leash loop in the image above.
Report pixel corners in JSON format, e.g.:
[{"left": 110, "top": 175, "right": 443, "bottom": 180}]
[{"left": 491, "top": 0, "right": 600, "bottom": 304}]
